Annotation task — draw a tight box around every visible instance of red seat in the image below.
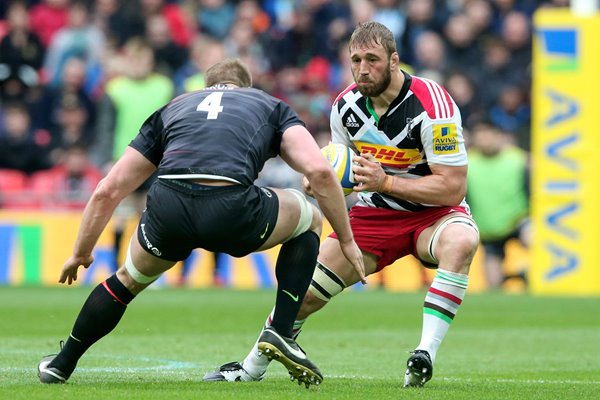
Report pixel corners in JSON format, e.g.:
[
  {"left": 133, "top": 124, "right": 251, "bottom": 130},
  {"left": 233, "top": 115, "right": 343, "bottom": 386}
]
[
  {"left": 0, "top": 169, "right": 35, "bottom": 209},
  {"left": 30, "top": 166, "right": 102, "bottom": 210}
]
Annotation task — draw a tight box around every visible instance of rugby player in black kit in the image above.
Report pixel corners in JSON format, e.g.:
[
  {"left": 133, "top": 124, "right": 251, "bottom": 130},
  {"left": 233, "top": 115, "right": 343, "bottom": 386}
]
[{"left": 37, "top": 58, "right": 364, "bottom": 388}]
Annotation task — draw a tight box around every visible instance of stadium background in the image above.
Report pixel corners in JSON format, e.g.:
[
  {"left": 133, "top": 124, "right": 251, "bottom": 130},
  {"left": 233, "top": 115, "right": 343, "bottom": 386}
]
[{"left": 0, "top": 0, "right": 597, "bottom": 295}]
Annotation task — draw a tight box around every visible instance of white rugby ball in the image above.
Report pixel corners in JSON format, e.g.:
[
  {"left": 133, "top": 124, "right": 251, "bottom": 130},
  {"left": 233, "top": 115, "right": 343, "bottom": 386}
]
[{"left": 320, "top": 143, "right": 357, "bottom": 196}]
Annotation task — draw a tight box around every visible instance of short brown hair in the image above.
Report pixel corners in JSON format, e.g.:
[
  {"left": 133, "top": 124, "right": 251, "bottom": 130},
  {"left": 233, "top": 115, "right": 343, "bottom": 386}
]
[
  {"left": 205, "top": 58, "right": 252, "bottom": 88},
  {"left": 349, "top": 21, "right": 397, "bottom": 58}
]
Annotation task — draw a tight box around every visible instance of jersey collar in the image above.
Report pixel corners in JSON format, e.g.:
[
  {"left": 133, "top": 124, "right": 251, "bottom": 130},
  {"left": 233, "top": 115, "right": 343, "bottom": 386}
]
[{"left": 365, "top": 69, "right": 413, "bottom": 125}]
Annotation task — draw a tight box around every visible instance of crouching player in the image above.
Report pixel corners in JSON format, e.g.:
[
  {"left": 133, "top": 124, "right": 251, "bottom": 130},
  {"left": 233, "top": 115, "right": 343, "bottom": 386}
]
[{"left": 204, "top": 22, "right": 479, "bottom": 388}]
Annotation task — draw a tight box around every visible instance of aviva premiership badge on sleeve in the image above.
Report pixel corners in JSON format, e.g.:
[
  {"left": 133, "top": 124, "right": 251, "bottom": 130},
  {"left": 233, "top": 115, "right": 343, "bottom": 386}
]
[{"left": 433, "top": 124, "right": 458, "bottom": 154}]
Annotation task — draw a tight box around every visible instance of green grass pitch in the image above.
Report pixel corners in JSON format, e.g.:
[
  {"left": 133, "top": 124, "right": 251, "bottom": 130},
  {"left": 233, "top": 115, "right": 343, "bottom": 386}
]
[{"left": 1, "top": 286, "right": 599, "bottom": 399}]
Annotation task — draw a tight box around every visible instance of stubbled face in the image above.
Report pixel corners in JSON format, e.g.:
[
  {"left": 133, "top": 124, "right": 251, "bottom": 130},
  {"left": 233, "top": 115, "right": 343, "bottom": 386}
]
[{"left": 350, "top": 43, "right": 391, "bottom": 98}]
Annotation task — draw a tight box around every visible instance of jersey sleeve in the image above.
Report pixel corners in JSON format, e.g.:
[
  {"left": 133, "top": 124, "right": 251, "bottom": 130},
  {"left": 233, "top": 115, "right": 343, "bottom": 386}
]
[
  {"left": 272, "top": 101, "right": 305, "bottom": 134},
  {"left": 128, "top": 108, "right": 165, "bottom": 166},
  {"left": 329, "top": 103, "right": 353, "bottom": 147},
  {"left": 420, "top": 110, "right": 468, "bottom": 167}
]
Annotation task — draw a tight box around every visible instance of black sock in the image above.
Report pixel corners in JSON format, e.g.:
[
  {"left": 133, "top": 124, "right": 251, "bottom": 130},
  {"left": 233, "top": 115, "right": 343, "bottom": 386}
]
[
  {"left": 113, "top": 227, "right": 124, "bottom": 271},
  {"left": 270, "top": 231, "right": 319, "bottom": 338},
  {"left": 49, "top": 274, "right": 135, "bottom": 376}
]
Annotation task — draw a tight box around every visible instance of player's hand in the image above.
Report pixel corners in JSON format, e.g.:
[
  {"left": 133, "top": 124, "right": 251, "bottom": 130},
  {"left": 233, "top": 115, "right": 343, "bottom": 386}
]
[
  {"left": 352, "top": 153, "right": 386, "bottom": 193},
  {"left": 302, "top": 176, "right": 314, "bottom": 197},
  {"left": 59, "top": 254, "right": 94, "bottom": 285},
  {"left": 339, "top": 239, "right": 367, "bottom": 284}
]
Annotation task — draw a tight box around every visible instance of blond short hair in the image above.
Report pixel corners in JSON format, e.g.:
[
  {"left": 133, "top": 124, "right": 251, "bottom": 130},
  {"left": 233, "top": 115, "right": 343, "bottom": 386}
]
[
  {"left": 205, "top": 58, "right": 252, "bottom": 88},
  {"left": 349, "top": 21, "right": 397, "bottom": 58}
]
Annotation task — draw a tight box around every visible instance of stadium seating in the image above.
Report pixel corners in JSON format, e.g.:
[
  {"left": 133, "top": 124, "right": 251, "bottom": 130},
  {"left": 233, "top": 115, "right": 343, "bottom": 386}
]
[{"left": 0, "top": 169, "right": 34, "bottom": 209}]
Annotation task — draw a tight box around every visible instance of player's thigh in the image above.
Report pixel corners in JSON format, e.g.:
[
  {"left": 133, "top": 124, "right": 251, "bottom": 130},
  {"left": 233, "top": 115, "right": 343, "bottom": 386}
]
[
  {"left": 117, "top": 235, "right": 177, "bottom": 294},
  {"left": 318, "top": 236, "right": 378, "bottom": 285},
  {"left": 258, "top": 187, "right": 321, "bottom": 250},
  {"left": 415, "top": 212, "right": 478, "bottom": 265}
]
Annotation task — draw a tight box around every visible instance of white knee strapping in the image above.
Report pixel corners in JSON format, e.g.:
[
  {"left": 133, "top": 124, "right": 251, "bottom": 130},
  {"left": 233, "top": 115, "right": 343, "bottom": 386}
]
[
  {"left": 125, "top": 240, "right": 162, "bottom": 284},
  {"left": 427, "top": 215, "right": 479, "bottom": 263},
  {"left": 308, "top": 262, "right": 346, "bottom": 302},
  {"left": 283, "top": 188, "right": 314, "bottom": 242}
]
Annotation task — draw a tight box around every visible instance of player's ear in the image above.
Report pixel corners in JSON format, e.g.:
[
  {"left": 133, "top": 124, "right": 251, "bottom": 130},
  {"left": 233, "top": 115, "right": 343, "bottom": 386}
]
[{"left": 390, "top": 52, "right": 400, "bottom": 70}]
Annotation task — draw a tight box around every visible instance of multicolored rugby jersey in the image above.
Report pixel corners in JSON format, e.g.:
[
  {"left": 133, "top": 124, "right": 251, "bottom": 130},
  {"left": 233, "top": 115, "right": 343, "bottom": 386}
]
[{"left": 331, "top": 70, "right": 469, "bottom": 212}]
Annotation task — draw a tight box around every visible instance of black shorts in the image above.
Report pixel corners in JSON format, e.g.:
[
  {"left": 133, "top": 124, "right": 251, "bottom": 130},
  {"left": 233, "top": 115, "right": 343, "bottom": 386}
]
[{"left": 136, "top": 179, "right": 279, "bottom": 261}]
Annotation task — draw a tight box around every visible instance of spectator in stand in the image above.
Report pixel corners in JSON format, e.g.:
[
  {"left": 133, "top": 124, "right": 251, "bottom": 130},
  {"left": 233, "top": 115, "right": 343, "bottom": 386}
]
[
  {"left": 412, "top": 30, "right": 447, "bottom": 77},
  {"left": 466, "top": 121, "right": 529, "bottom": 290},
  {"left": 474, "top": 38, "right": 514, "bottom": 109},
  {"left": 48, "top": 94, "right": 93, "bottom": 164},
  {"left": 28, "top": 0, "right": 70, "bottom": 49},
  {"left": 0, "top": 101, "right": 52, "bottom": 174},
  {"left": 0, "top": 65, "right": 36, "bottom": 103},
  {"left": 224, "top": 20, "right": 270, "bottom": 79},
  {"left": 489, "top": 0, "right": 537, "bottom": 34},
  {"left": 401, "top": 0, "right": 449, "bottom": 67},
  {"left": 30, "top": 141, "right": 103, "bottom": 209},
  {"left": 443, "top": 13, "right": 483, "bottom": 78},
  {"left": 499, "top": 10, "right": 531, "bottom": 86},
  {"left": 328, "top": 38, "right": 354, "bottom": 93},
  {"left": 196, "top": 0, "right": 236, "bottom": 40},
  {"left": 349, "top": 0, "right": 375, "bottom": 26},
  {"left": 304, "top": 0, "right": 352, "bottom": 63},
  {"left": 145, "top": 13, "right": 188, "bottom": 78},
  {"left": 91, "top": 0, "right": 145, "bottom": 48},
  {"left": 372, "top": 0, "right": 405, "bottom": 51},
  {"left": 140, "top": 0, "right": 194, "bottom": 47},
  {"left": 92, "top": 36, "right": 173, "bottom": 272},
  {"left": 234, "top": 0, "right": 271, "bottom": 36},
  {"left": 173, "top": 36, "right": 226, "bottom": 95},
  {"left": 43, "top": 0, "right": 105, "bottom": 89},
  {"left": 38, "top": 56, "right": 96, "bottom": 135},
  {"left": 93, "top": 37, "right": 173, "bottom": 168},
  {"left": 445, "top": 71, "right": 484, "bottom": 129},
  {"left": 489, "top": 84, "right": 531, "bottom": 150},
  {"left": 266, "top": 5, "right": 315, "bottom": 71},
  {"left": 464, "top": 0, "right": 494, "bottom": 39},
  {"left": 0, "top": 1, "right": 45, "bottom": 90}
]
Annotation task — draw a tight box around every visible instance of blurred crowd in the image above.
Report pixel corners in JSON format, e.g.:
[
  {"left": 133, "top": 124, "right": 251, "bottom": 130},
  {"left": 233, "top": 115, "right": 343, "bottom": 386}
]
[{"left": 0, "top": 0, "right": 566, "bottom": 211}]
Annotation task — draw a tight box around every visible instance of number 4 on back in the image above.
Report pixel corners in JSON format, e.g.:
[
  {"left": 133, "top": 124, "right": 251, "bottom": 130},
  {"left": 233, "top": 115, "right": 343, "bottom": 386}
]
[{"left": 196, "top": 92, "right": 224, "bottom": 119}]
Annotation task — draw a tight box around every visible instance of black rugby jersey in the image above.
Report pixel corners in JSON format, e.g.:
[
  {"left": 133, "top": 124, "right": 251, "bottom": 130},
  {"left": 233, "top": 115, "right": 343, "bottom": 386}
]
[
  {"left": 129, "top": 86, "right": 304, "bottom": 186},
  {"left": 331, "top": 71, "right": 469, "bottom": 212}
]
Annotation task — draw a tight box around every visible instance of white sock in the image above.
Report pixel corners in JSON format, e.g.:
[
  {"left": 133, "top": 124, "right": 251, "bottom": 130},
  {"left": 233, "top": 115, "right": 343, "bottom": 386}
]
[
  {"left": 241, "top": 308, "right": 306, "bottom": 377},
  {"left": 416, "top": 269, "right": 468, "bottom": 363}
]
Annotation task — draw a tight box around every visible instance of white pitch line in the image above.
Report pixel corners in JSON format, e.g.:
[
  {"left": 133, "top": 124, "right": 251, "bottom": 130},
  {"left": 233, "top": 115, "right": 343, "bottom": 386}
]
[
  {"left": 442, "top": 377, "right": 600, "bottom": 385},
  {"left": 326, "top": 375, "right": 600, "bottom": 385},
  {"left": 4, "top": 348, "right": 599, "bottom": 386},
  {"left": 4, "top": 366, "right": 600, "bottom": 386}
]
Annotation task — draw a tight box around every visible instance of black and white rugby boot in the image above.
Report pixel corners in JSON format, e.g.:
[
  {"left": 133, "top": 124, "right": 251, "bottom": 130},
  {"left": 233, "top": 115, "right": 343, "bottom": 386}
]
[
  {"left": 403, "top": 349, "right": 433, "bottom": 388},
  {"left": 257, "top": 327, "right": 322, "bottom": 388},
  {"left": 38, "top": 354, "right": 69, "bottom": 384},
  {"left": 202, "top": 361, "right": 264, "bottom": 382}
]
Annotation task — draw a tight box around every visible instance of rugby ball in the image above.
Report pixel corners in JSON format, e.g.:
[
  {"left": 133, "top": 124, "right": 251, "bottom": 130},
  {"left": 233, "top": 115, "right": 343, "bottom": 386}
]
[{"left": 320, "top": 143, "right": 357, "bottom": 196}]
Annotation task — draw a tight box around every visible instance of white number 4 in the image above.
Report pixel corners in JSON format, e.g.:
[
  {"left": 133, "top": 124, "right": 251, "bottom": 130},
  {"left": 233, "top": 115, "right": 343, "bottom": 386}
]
[{"left": 196, "top": 92, "right": 224, "bottom": 119}]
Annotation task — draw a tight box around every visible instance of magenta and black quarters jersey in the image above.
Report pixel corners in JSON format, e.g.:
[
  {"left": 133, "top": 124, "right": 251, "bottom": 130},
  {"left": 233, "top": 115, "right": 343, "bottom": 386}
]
[{"left": 129, "top": 87, "right": 305, "bottom": 186}]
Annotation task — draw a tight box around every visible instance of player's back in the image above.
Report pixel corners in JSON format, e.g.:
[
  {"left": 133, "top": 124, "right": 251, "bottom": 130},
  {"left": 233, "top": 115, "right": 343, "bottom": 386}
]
[{"left": 155, "top": 87, "right": 301, "bottom": 185}]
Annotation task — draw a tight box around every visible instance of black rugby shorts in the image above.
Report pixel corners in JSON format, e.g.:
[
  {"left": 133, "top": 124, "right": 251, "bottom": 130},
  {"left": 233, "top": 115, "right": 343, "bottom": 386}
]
[{"left": 136, "top": 179, "right": 278, "bottom": 261}]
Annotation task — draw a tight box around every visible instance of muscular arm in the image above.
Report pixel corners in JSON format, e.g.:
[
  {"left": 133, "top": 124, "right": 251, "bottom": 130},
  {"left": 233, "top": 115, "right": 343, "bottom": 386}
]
[
  {"left": 279, "top": 125, "right": 355, "bottom": 243},
  {"left": 353, "top": 153, "right": 467, "bottom": 206},
  {"left": 60, "top": 147, "right": 156, "bottom": 284}
]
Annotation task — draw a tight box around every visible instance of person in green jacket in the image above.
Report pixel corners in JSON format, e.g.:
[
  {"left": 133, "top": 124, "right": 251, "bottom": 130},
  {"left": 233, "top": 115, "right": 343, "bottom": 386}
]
[{"left": 467, "top": 121, "right": 530, "bottom": 290}]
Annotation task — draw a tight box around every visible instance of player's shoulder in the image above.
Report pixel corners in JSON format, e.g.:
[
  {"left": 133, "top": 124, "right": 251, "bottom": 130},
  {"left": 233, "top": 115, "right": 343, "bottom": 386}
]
[
  {"left": 408, "top": 74, "right": 457, "bottom": 120},
  {"left": 333, "top": 83, "right": 359, "bottom": 108},
  {"left": 238, "top": 87, "right": 285, "bottom": 106}
]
